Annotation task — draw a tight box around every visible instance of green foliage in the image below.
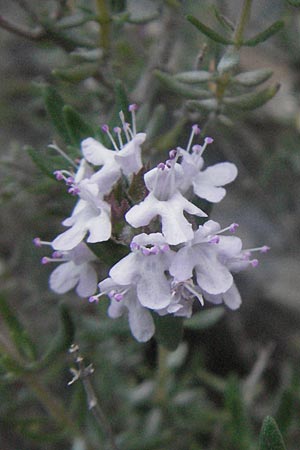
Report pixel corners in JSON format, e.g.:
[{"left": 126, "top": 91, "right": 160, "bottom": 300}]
[
  {"left": 258, "top": 416, "right": 287, "bottom": 450},
  {"left": 153, "top": 315, "right": 184, "bottom": 351},
  {"left": 186, "top": 15, "right": 234, "bottom": 44},
  {"left": 63, "top": 105, "right": 96, "bottom": 147},
  {"left": 0, "top": 293, "right": 37, "bottom": 361},
  {"left": 243, "top": 21, "right": 284, "bottom": 47}
]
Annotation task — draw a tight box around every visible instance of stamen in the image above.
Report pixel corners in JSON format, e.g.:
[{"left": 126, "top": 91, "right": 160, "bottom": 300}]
[
  {"left": 186, "top": 124, "right": 201, "bottom": 153},
  {"left": 33, "top": 237, "right": 52, "bottom": 247},
  {"left": 214, "top": 223, "right": 239, "bottom": 236},
  {"left": 41, "top": 256, "right": 68, "bottom": 264},
  {"left": 183, "top": 281, "right": 204, "bottom": 305},
  {"left": 209, "top": 236, "right": 220, "bottom": 244},
  {"left": 128, "top": 103, "right": 138, "bottom": 136},
  {"left": 48, "top": 143, "right": 78, "bottom": 169},
  {"left": 119, "top": 111, "right": 130, "bottom": 142},
  {"left": 204, "top": 137, "right": 214, "bottom": 144},
  {"left": 68, "top": 186, "right": 80, "bottom": 196},
  {"left": 250, "top": 259, "right": 259, "bottom": 267},
  {"left": 244, "top": 245, "right": 270, "bottom": 253},
  {"left": 114, "top": 127, "right": 124, "bottom": 149},
  {"left": 102, "top": 124, "right": 119, "bottom": 152}
]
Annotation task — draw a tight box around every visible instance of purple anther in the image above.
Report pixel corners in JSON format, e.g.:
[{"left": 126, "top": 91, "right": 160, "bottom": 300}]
[
  {"left": 128, "top": 103, "right": 138, "bottom": 112},
  {"left": 52, "top": 251, "right": 63, "bottom": 259},
  {"left": 160, "top": 244, "right": 170, "bottom": 253},
  {"left": 66, "top": 177, "right": 74, "bottom": 186},
  {"left": 260, "top": 245, "right": 270, "bottom": 253},
  {"left": 192, "top": 144, "right": 202, "bottom": 154},
  {"left": 114, "top": 293, "right": 124, "bottom": 302},
  {"left": 88, "top": 295, "right": 99, "bottom": 303},
  {"left": 130, "top": 242, "right": 139, "bottom": 251},
  {"left": 41, "top": 256, "right": 50, "bottom": 265},
  {"left": 68, "top": 186, "right": 80, "bottom": 196},
  {"left": 113, "top": 126, "right": 122, "bottom": 134},
  {"left": 192, "top": 124, "right": 201, "bottom": 135},
  {"left": 142, "top": 247, "right": 151, "bottom": 256},
  {"left": 229, "top": 223, "right": 239, "bottom": 233},
  {"left": 102, "top": 124, "right": 109, "bottom": 133},
  {"left": 157, "top": 162, "right": 165, "bottom": 170},
  {"left": 54, "top": 170, "right": 64, "bottom": 181},
  {"left": 33, "top": 237, "right": 42, "bottom": 247},
  {"left": 169, "top": 149, "right": 177, "bottom": 159},
  {"left": 250, "top": 259, "right": 259, "bottom": 267},
  {"left": 150, "top": 245, "right": 160, "bottom": 255},
  {"left": 204, "top": 137, "right": 214, "bottom": 144},
  {"left": 165, "top": 160, "right": 172, "bottom": 168},
  {"left": 242, "top": 251, "right": 251, "bottom": 260},
  {"left": 209, "top": 236, "right": 220, "bottom": 244}
]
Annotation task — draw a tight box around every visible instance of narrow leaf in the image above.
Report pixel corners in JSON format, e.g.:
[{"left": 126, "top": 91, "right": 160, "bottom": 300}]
[
  {"left": 217, "top": 46, "right": 240, "bottom": 74},
  {"left": 43, "top": 86, "right": 71, "bottom": 144},
  {"left": 259, "top": 416, "right": 287, "bottom": 450},
  {"left": 153, "top": 315, "right": 183, "bottom": 351},
  {"left": 26, "top": 146, "right": 57, "bottom": 179},
  {"left": 225, "top": 375, "right": 251, "bottom": 450},
  {"left": 155, "top": 70, "right": 211, "bottom": 99},
  {"left": 30, "top": 304, "right": 75, "bottom": 370},
  {"left": 243, "top": 21, "right": 284, "bottom": 47},
  {"left": 187, "top": 99, "right": 218, "bottom": 112},
  {"left": 0, "top": 294, "right": 37, "bottom": 361},
  {"left": 223, "top": 83, "right": 280, "bottom": 111},
  {"left": 174, "top": 70, "right": 213, "bottom": 84},
  {"left": 213, "top": 6, "right": 235, "bottom": 31},
  {"left": 233, "top": 69, "right": 273, "bottom": 87},
  {"left": 186, "top": 15, "right": 234, "bottom": 45},
  {"left": 63, "top": 105, "right": 95, "bottom": 147},
  {"left": 52, "top": 63, "right": 99, "bottom": 83}
]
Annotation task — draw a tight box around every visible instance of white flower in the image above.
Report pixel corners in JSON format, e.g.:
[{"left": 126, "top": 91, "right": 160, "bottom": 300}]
[
  {"left": 202, "top": 283, "right": 242, "bottom": 310},
  {"left": 170, "top": 221, "right": 242, "bottom": 295},
  {"left": 52, "top": 180, "right": 111, "bottom": 251},
  {"left": 43, "top": 243, "right": 98, "bottom": 297},
  {"left": 179, "top": 136, "right": 237, "bottom": 202},
  {"left": 109, "top": 233, "right": 174, "bottom": 310},
  {"left": 126, "top": 161, "right": 207, "bottom": 245},
  {"left": 98, "top": 277, "right": 155, "bottom": 342}
]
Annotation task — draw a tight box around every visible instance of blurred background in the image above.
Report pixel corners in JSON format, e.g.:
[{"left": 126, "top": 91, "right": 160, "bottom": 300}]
[{"left": 0, "top": 0, "right": 300, "bottom": 449}]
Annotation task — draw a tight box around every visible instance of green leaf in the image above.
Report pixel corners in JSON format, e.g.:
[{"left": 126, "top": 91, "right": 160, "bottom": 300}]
[
  {"left": 153, "top": 315, "right": 183, "bottom": 351},
  {"left": 287, "top": 0, "right": 300, "bottom": 5},
  {"left": 63, "top": 105, "right": 95, "bottom": 147},
  {"left": 26, "top": 146, "right": 58, "bottom": 179},
  {"left": 217, "top": 46, "right": 240, "bottom": 74},
  {"left": 187, "top": 99, "right": 218, "bottom": 112},
  {"left": 53, "top": 63, "right": 99, "bottom": 83},
  {"left": 243, "top": 21, "right": 284, "bottom": 47},
  {"left": 212, "top": 6, "right": 235, "bottom": 31},
  {"left": 30, "top": 304, "right": 75, "bottom": 370},
  {"left": 275, "top": 387, "right": 295, "bottom": 435},
  {"left": 258, "top": 416, "right": 287, "bottom": 450},
  {"left": 0, "top": 294, "right": 37, "bottom": 361},
  {"left": 225, "top": 374, "right": 251, "bottom": 450},
  {"left": 223, "top": 83, "right": 280, "bottom": 111},
  {"left": 233, "top": 69, "right": 273, "bottom": 87},
  {"left": 184, "top": 308, "right": 225, "bottom": 330},
  {"left": 186, "top": 15, "right": 234, "bottom": 45},
  {"left": 174, "top": 71, "right": 213, "bottom": 84},
  {"left": 43, "top": 86, "right": 71, "bottom": 144},
  {"left": 155, "top": 70, "right": 211, "bottom": 99}
]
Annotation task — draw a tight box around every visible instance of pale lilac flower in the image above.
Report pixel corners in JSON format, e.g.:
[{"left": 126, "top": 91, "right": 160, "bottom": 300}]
[
  {"left": 81, "top": 107, "right": 146, "bottom": 194},
  {"left": 126, "top": 161, "right": 207, "bottom": 245},
  {"left": 97, "top": 277, "right": 155, "bottom": 342},
  {"left": 42, "top": 242, "right": 98, "bottom": 297},
  {"left": 52, "top": 180, "right": 111, "bottom": 251},
  {"left": 178, "top": 127, "right": 238, "bottom": 202},
  {"left": 109, "top": 233, "right": 174, "bottom": 310},
  {"left": 170, "top": 220, "right": 242, "bottom": 295},
  {"left": 202, "top": 283, "right": 242, "bottom": 310}
]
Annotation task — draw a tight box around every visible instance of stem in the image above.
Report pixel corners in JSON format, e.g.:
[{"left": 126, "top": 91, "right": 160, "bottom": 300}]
[
  {"left": 95, "top": 0, "right": 111, "bottom": 55},
  {"left": 233, "top": 0, "right": 253, "bottom": 47}
]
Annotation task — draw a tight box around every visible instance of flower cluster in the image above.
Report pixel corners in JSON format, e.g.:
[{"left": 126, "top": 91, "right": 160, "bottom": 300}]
[{"left": 35, "top": 105, "right": 269, "bottom": 342}]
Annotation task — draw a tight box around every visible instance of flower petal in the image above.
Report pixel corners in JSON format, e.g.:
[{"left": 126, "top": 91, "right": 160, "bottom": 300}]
[
  {"left": 49, "top": 262, "right": 79, "bottom": 293},
  {"left": 76, "top": 264, "right": 98, "bottom": 297}
]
